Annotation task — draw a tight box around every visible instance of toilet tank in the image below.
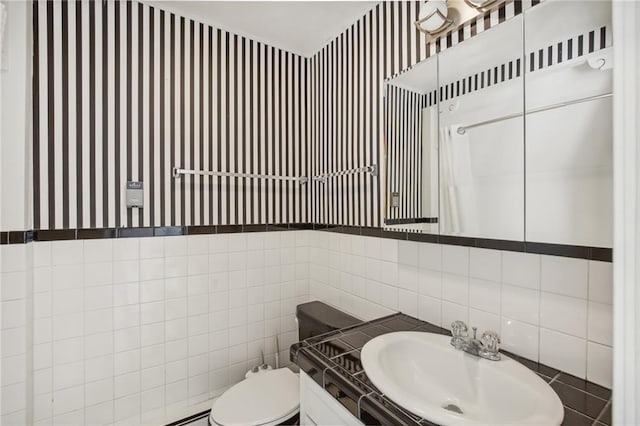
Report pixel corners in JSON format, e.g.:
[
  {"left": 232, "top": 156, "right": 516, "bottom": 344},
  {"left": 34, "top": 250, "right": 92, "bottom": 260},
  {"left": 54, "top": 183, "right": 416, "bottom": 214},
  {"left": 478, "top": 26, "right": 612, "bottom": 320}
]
[{"left": 296, "top": 301, "right": 361, "bottom": 340}]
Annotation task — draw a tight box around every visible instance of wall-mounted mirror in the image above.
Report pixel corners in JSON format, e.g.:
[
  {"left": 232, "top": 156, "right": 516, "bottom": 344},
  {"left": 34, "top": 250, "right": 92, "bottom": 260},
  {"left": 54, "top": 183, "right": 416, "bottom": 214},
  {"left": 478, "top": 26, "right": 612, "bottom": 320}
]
[
  {"left": 383, "top": 56, "right": 439, "bottom": 233},
  {"left": 437, "top": 14, "right": 524, "bottom": 241},
  {"left": 382, "top": 0, "right": 612, "bottom": 249},
  {"left": 524, "top": 0, "right": 613, "bottom": 247}
]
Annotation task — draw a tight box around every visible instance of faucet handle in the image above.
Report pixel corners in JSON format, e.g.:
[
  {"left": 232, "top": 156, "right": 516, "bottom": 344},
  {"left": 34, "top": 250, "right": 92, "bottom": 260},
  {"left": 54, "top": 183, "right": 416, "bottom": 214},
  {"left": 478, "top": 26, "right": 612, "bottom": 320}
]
[
  {"left": 450, "top": 321, "right": 468, "bottom": 349},
  {"left": 480, "top": 330, "right": 501, "bottom": 353},
  {"left": 450, "top": 320, "right": 468, "bottom": 338}
]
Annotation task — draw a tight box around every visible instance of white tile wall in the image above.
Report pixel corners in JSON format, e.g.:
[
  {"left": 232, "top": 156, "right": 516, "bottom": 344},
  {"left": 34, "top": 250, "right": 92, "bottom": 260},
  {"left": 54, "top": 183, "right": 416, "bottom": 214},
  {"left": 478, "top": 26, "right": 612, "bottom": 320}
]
[
  {"left": 307, "top": 232, "right": 613, "bottom": 388},
  {"left": 27, "top": 231, "right": 310, "bottom": 426},
  {"left": 0, "top": 230, "right": 615, "bottom": 426},
  {"left": 1, "top": 244, "right": 33, "bottom": 426}
]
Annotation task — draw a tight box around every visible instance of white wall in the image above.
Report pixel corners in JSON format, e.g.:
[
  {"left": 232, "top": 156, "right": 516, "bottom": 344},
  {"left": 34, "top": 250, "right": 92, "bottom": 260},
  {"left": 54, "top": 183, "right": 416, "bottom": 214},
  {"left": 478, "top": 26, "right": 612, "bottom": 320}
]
[
  {"left": 0, "top": 0, "right": 32, "bottom": 231},
  {"left": 308, "top": 231, "right": 613, "bottom": 388},
  {"left": 24, "top": 231, "right": 309, "bottom": 426}
]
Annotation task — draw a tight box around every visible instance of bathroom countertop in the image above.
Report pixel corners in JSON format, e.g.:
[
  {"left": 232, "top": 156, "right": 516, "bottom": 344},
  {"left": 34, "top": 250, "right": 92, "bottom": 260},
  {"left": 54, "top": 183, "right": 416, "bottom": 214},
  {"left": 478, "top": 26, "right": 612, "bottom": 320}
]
[{"left": 290, "top": 313, "right": 612, "bottom": 426}]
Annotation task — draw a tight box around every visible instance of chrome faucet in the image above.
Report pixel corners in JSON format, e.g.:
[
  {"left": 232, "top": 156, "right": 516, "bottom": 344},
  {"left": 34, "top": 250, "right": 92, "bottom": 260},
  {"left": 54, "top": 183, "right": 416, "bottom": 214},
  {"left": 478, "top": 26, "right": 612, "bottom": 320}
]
[{"left": 450, "top": 321, "right": 501, "bottom": 361}]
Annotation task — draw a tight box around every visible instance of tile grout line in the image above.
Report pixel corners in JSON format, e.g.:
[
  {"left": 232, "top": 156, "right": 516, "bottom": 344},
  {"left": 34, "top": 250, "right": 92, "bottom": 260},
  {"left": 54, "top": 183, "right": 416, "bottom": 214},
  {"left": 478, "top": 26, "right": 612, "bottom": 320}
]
[
  {"left": 547, "top": 372, "right": 561, "bottom": 385},
  {"left": 553, "top": 376, "right": 611, "bottom": 402},
  {"left": 592, "top": 399, "right": 611, "bottom": 426}
]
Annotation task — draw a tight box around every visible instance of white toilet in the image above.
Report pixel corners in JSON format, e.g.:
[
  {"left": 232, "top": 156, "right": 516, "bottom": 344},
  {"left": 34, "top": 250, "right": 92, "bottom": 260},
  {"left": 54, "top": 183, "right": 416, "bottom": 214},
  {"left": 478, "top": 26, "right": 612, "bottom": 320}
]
[
  {"left": 209, "top": 368, "right": 300, "bottom": 426},
  {"left": 208, "top": 302, "right": 360, "bottom": 426}
]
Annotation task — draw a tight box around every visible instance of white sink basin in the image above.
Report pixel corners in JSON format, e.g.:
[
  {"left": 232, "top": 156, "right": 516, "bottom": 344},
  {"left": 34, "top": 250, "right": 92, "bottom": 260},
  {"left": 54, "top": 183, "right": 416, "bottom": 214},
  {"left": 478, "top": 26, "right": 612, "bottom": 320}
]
[{"left": 361, "top": 332, "right": 564, "bottom": 426}]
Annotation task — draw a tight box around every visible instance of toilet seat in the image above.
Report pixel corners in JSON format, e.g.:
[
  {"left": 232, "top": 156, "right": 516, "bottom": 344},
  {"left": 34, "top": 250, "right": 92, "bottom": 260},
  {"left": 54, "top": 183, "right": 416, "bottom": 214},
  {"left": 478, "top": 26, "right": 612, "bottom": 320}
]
[{"left": 210, "top": 368, "right": 300, "bottom": 426}]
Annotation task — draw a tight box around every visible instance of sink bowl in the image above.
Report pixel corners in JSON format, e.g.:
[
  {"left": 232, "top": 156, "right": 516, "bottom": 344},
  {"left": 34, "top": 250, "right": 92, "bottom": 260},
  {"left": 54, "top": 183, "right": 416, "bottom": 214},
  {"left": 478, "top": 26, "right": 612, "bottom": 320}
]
[{"left": 361, "top": 332, "right": 564, "bottom": 426}]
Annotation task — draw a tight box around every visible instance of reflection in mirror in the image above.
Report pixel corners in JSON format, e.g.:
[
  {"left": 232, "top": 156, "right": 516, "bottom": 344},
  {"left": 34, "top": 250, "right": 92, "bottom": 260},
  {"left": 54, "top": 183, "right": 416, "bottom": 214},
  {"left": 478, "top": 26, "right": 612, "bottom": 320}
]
[
  {"left": 524, "top": 0, "right": 612, "bottom": 247},
  {"left": 383, "top": 57, "right": 439, "bottom": 233},
  {"left": 438, "top": 15, "right": 524, "bottom": 240}
]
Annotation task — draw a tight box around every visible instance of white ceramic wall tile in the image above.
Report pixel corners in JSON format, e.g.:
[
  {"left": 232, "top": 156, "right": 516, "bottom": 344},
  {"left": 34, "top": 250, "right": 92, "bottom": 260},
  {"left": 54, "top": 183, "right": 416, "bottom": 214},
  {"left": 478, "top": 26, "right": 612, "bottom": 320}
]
[
  {"left": 84, "top": 239, "right": 113, "bottom": 263},
  {"left": 164, "top": 236, "right": 186, "bottom": 258},
  {"left": 469, "top": 309, "right": 501, "bottom": 334},
  {"left": 587, "top": 342, "right": 613, "bottom": 388},
  {"left": 22, "top": 231, "right": 311, "bottom": 426},
  {"left": 418, "top": 243, "right": 442, "bottom": 271},
  {"left": 397, "top": 264, "right": 419, "bottom": 292},
  {"left": 1, "top": 245, "right": 27, "bottom": 272},
  {"left": 588, "top": 260, "right": 613, "bottom": 304},
  {"left": 398, "top": 290, "right": 419, "bottom": 317},
  {"left": 540, "top": 292, "right": 587, "bottom": 338},
  {"left": 539, "top": 328, "right": 587, "bottom": 378},
  {"left": 469, "top": 248, "right": 501, "bottom": 282},
  {"left": 51, "top": 241, "right": 84, "bottom": 266},
  {"left": 540, "top": 255, "right": 588, "bottom": 298},
  {"left": 469, "top": 278, "right": 501, "bottom": 315},
  {"left": 1, "top": 299, "right": 26, "bottom": 329},
  {"left": 398, "top": 241, "right": 419, "bottom": 266},
  {"left": 1, "top": 382, "right": 26, "bottom": 414},
  {"left": 587, "top": 301, "right": 613, "bottom": 346},
  {"left": 33, "top": 242, "right": 52, "bottom": 267},
  {"left": 418, "top": 295, "right": 442, "bottom": 327},
  {"left": 2, "top": 228, "right": 613, "bottom": 425},
  {"left": 441, "top": 301, "right": 468, "bottom": 331},
  {"left": 1, "top": 355, "right": 27, "bottom": 386},
  {"left": 501, "top": 284, "right": 539, "bottom": 326},
  {"left": 442, "top": 245, "right": 469, "bottom": 276},
  {"left": 501, "top": 251, "right": 540, "bottom": 289},
  {"left": 500, "top": 318, "right": 539, "bottom": 361},
  {"left": 418, "top": 269, "right": 442, "bottom": 299},
  {"left": 441, "top": 273, "right": 469, "bottom": 306},
  {"left": 2, "top": 271, "right": 27, "bottom": 301},
  {"left": 379, "top": 239, "right": 398, "bottom": 263}
]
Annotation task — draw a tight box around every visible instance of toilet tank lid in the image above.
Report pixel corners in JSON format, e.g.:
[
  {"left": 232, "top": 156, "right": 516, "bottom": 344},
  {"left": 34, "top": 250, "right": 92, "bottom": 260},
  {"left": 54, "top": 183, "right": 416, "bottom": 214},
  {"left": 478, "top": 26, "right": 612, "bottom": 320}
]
[{"left": 296, "top": 301, "right": 361, "bottom": 330}]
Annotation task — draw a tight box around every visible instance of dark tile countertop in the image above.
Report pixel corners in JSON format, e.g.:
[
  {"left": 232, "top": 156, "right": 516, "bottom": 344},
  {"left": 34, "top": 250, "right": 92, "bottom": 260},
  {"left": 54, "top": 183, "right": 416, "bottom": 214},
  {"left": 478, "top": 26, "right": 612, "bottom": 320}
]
[{"left": 290, "top": 313, "right": 612, "bottom": 426}]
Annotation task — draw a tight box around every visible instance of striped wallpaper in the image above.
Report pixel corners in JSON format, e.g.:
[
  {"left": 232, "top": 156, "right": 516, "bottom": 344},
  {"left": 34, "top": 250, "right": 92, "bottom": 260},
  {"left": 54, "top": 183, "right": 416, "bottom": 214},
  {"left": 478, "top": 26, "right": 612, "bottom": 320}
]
[
  {"left": 32, "top": 0, "right": 309, "bottom": 230},
  {"left": 384, "top": 85, "right": 428, "bottom": 220},
  {"left": 32, "top": 0, "right": 543, "bottom": 231},
  {"left": 308, "top": 0, "right": 535, "bottom": 227}
]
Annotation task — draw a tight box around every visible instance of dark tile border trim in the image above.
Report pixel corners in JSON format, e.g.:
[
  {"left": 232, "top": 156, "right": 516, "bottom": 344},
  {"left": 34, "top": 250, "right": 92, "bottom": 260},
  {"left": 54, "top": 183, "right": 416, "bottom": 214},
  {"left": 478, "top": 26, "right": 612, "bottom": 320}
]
[
  {"left": 0, "top": 223, "right": 612, "bottom": 262},
  {"left": 316, "top": 225, "right": 612, "bottom": 262},
  {"left": 384, "top": 217, "right": 438, "bottom": 225},
  {"left": 1, "top": 223, "right": 314, "bottom": 244}
]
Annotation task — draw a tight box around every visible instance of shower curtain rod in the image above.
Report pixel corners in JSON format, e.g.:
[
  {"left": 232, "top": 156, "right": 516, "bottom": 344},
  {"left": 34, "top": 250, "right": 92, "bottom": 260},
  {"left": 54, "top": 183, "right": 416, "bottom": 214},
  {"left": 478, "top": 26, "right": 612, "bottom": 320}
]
[
  {"left": 313, "top": 164, "right": 378, "bottom": 183},
  {"left": 172, "top": 167, "right": 309, "bottom": 184},
  {"left": 456, "top": 92, "right": 613, "bottom": 135}
]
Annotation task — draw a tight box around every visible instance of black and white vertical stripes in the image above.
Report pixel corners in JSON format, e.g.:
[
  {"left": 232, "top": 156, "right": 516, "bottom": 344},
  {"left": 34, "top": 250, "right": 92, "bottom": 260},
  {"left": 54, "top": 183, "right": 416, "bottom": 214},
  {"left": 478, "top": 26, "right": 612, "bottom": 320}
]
[
  {"left": 385, "top": 85, "right": 428, "bottom": 220},
  {"left": 34, "top": 0, "right": 555, "bottom": 230},
  {"left": 32, "top": 0, "right": 309, "bottom": 230},
  {"left": 308, "top": 1, "right": 532, "bottom": 227}
]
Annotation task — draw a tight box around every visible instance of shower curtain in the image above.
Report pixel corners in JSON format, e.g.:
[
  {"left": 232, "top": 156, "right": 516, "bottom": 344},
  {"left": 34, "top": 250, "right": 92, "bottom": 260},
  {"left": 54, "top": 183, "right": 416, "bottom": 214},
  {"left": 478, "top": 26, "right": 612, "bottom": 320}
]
[{"left": 439, "top": 125, "right": 477, "bottom": 235}]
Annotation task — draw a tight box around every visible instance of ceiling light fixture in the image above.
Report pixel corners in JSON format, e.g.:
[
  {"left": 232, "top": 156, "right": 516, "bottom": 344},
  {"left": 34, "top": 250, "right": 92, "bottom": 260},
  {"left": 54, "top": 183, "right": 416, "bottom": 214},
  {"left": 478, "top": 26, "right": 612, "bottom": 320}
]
[
  {"left": 414, "top": 0, "right": 453, "bottom": 36},
  {"left": 463, "top": 0, "right": 499, "bottom": 10},
  {"left": 415, "top": 0, "right": 504, "bottom": 41}
]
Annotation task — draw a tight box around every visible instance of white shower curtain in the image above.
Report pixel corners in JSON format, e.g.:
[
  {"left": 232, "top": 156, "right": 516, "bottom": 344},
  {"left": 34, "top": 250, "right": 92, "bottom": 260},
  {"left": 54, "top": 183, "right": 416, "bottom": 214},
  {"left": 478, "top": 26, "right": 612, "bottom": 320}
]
[{"left": 439, "top": 125, "right": 477, "bottom": 235}]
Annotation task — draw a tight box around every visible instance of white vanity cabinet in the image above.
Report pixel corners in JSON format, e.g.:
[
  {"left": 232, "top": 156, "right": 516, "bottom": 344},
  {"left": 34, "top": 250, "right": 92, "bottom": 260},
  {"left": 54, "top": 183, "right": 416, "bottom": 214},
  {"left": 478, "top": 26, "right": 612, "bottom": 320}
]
[{"left": 299, "top": 371, "right": 364, "bottom": 426}]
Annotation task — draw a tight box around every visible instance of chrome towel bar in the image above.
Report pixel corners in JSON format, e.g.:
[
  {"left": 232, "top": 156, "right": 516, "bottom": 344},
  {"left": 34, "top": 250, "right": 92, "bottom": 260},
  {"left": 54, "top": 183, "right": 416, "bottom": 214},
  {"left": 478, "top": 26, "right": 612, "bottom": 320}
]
[
  {"left": 457, "top": 92, "right": 613, "bottom": 135},
  {"left": 313, "top": 164, "right": 378, "bottom": 183},
  {"left": 172, "top": 167, "right": 309, "bottom": 185}
]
